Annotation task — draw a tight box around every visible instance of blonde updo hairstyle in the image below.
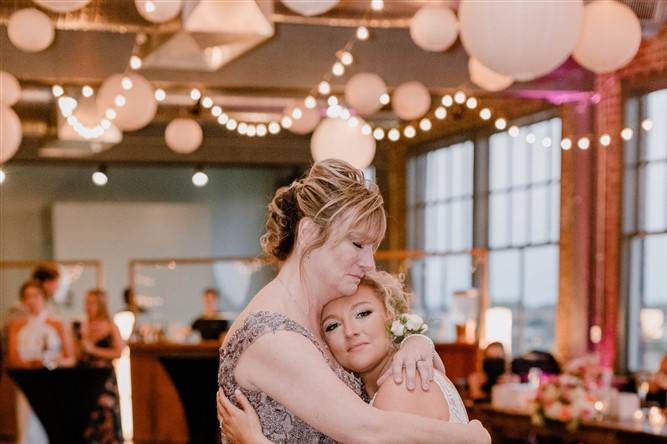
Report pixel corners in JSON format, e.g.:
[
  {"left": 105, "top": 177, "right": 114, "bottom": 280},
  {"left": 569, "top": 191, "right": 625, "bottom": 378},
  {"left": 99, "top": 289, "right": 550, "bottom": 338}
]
[
  {"left": 360, "top": 270, "right": 412, "bottom": 323},
  {"left": 260, "top": 159, "right": 386, "bottom": 264}
]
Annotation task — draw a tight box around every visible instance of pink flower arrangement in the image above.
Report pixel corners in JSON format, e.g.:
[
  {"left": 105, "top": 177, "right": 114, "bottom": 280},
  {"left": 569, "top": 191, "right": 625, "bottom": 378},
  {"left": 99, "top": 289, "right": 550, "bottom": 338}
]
[{"left": 530, "top": 374, "right": 598, "bottom": 431}]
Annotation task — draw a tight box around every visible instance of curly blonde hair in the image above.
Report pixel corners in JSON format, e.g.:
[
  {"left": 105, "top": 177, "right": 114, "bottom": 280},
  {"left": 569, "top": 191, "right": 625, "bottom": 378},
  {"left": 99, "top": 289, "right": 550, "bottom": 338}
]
[
  {"left": 260, "top": 159, "right": 386, "bottom": 263},
  {"left": 360, "top": 270, "right": 413, "bottom": 322}
]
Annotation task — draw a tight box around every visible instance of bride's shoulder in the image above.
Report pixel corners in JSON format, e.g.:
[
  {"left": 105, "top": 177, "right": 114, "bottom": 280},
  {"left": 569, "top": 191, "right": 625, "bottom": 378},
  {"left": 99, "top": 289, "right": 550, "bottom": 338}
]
[{"left": 373, "top": 371, "right": 450, "bottom": 420}]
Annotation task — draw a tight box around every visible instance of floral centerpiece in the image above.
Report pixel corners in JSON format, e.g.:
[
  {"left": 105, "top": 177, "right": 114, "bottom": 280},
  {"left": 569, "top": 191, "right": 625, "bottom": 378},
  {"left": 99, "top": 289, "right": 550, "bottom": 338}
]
[{"left": 530, "top": 373, "right": 599, "bottom": 431}]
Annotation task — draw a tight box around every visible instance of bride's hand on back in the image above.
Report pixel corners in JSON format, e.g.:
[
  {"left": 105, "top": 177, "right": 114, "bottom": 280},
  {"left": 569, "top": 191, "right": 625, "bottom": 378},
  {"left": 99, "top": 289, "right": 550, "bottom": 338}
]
[
  {"left": 217, "top": 388, "right": 271, "bottom": 444},
  {"left": 377, "top": 335, "right": 446, "bottom": 391}
]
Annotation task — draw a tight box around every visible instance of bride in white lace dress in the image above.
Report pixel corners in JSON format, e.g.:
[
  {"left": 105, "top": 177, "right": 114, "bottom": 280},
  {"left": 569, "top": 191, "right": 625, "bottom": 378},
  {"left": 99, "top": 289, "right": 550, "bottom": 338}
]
[{"left": 219, "top": 270, "right": 469, "bottom": 443}]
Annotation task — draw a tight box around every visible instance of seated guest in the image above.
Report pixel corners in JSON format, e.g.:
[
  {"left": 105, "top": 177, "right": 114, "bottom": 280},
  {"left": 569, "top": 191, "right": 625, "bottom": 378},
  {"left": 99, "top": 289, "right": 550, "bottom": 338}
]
[
  {"left": 7, "top": 280, "right": 74, "bottom": 444},
  {"left": 468, "top": 342, "right": 517, "bottom": 402},
  {"left": 648, "top": 354, "right": 667, "bottom": 407},
  {"left": 191, "top": 288, "right": 228, "bottom": 340},
  {"left": 4, "top": 263, "right": 61, "bottom": 326},
  {"left": 75, "top": 288, "right": 123, "bottom": 443}
]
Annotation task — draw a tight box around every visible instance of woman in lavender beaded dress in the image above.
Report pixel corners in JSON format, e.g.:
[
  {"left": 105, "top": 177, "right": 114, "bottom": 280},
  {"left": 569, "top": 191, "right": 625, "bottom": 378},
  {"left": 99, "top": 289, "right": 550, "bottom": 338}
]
[{"left": 217, "top": 159, "right": 490, "bottom": 444}]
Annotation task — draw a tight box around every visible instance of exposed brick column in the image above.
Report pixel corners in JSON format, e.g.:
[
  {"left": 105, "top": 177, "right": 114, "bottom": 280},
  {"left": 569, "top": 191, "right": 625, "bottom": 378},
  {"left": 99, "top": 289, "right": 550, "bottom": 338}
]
[
  {"left": 385, "top": 145, "right": 408, "bottom": 251},
  {"left": 593, "top": 74, "right": 624, "bottom": 369},
  {"left": 555, "top": 102, "right": 594, "bottom": 363}
]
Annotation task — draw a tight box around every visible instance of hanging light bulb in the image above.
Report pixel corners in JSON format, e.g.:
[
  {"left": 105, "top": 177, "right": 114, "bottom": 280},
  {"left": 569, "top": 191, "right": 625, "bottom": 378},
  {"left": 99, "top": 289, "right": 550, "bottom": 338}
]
[
  {"left": 526, "top": 133, "right": 536, "bottom": 144},
  {"left": 292, "top": 107, "right": 303, "bottom": 119},
  {"left": 332, "top": 62, "right": 345, "bottom": 77},
  {"left": 82, "top": 85, "right": 94, "bottom": 98},
  {"left": 454, "top": 91, "right": 466, "bottom": 104},
  {"left": 305, "top": 96, "right": 317, "bottom": 109},
  {"left": 281, "top": 116, "right": 293, "bottom": 128},
  {"left": 226, "top": 119, "right": 238, "bottom": 131},
  {"left": 92, "top": 165, "right": 108, "bottom": 187},
  {"left": 419, "top": 118, "right": 432, "bottom": 131},
  {"left": 121, "top": 76, "right": 133, "bottom": 91},
  {"left": 404, "top": 125, "right": 416, "bottom": 138},
  {"left": 495, "top": 118, "right": 507, "bottom": 130},
  {"left": 268, "top": 121, "right": 281, "bottom": 134},
  {"left": 388, "top": 128, "right": 400, "bottom": 141},
  {"left": 356, "top": 26, "right": 369, "bottom": 41},
  {"left": 435, "top": 107, "right": 447, "bottom": 120},
  {"left": 542, "top": 137, "right": 552, "bottom": 148},
  {"left": 318, "top": 81, "right": 331, "bottom": 95},
  {"left": 641, "top": 119, "right": 653, "bottom": 131},
  {"left": 154, "top": 88, "right": 166, "bottom": 102},
  {"left": 508, "top": 126, "right": 519, "bottom": 137},
  {"left": 577, "top": 137, "right": 590, "bottom": 150},
  {"left": 373, "top": 128, "right": 385, "bottom": 140},
  {"left": 201, "top": 97, "right": 213, "bottom": 108},
  {"left": 561, "top": 138, "right": 572, "bottom": 150},
  {"left": 371, "top": 0, "right": 384, "bottom": 11},
  {"left": 466, "top": 97, "right": 478, "bottom": 109},
  {"left": 52, "top": 85, "right": 64, "bottom": 97},
  {"left": 599, "top": 134, "right": 611, "bottom": 146},
  {"left": 621, "top": 128, "right": 634, "bottom": 141},
  {"left": 441, "top": 95, "right": 453, "bottom": 107},
  {"left": 479, "top": 108, "right": 492, "bottom": 120},
  {"left": 379, "top": 93, "right": 390, "bottom": 105},
  {"left": 192, "top": 167, "right": 209, "bottom": 187},
  {"left": 340, "top": 51, "right": 353, "bottom": 66},
  {"left": 190, "top": 88, "right": 201, "bottom": 101},
  {"left": 130, "top": 55, "right": 142, "bottom": 70}
]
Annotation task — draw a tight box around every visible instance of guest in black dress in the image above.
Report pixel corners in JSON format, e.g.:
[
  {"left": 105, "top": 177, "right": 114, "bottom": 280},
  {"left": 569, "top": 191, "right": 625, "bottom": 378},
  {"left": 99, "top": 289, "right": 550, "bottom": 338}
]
[{"left": 75, "top": 288, "right": 124, "bottom": 443}]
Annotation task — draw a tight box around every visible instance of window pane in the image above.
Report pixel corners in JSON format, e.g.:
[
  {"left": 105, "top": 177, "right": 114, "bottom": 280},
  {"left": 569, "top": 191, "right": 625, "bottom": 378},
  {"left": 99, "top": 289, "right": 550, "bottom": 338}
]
[
  {"left": 490, "top": 133, "right": 510, "bottom": 191},
  {"left": 512, "top": 134, "right": 529, "bottom": 188},
  {"left": 511, "top": 189, "right": 528, "bottom": 246},
  {"left": 645, "top": 89, "right": 667, "bottom": 161},
  {"left": 445, "top": 254, "right": 473, "bottom": 308},
  {"left": 490, "top": 192, "right": 509, "bottom": 248},
  {"left": 642, "top": 162, "right": 667, "bottom": 232},
  {"left": 451, "top": 143, "right": 466, "bottom": 198},
  {"left": 450, "top": 199, "right": 472, "bottom": 251},
  {"left": 531, "top": 137, "right": 550, "bottom": 183},
  {"left": 530, "top": 185, "right": 549, "bottom": 244},
  {"left": 641, "top": 234, "right": 667, "bottom": 371},
  {"left": 550, "top": 182, "right": 560, "bottom": 242},
  {"left": 489, "top": 249, "right": 520, "bottom": 305}
]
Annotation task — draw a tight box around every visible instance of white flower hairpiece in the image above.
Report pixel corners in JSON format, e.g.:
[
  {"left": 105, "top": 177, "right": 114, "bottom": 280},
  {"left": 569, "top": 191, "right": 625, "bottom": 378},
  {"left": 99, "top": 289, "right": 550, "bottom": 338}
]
[{"left": 387, "top": 313, "right": 428, "bottom": 344}]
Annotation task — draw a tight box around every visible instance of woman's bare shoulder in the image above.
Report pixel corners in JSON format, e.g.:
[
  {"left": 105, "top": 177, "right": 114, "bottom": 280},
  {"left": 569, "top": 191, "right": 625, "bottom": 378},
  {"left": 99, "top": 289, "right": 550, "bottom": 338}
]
[{"left": 373, "top": 371, "right": 450, "bottom": 421}]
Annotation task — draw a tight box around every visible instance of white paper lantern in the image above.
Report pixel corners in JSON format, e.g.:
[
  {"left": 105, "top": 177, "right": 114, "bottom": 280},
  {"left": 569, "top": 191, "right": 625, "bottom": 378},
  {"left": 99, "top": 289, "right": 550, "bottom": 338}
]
[
  {"left": 0, "top": 106, "right": 22, "bottom": 164},
  {"left": 345, "top": 73, "right": 387, "bottom": 116},
  {"left": 392, "top": 81, "right": 431, "bottom": 121},
  {"left": 33, "top": 0, "right": 91, "bottom": 13},
  {"left": 459, "top": 0, "right": 583, "bottom": 81},
  {"left": 468, "top": 58, "right": 514, "bottom": 92},
  {"left": 573, "top": 0, "right": 641, "bottom": 74},
  {"left": 96, "top": 73, "right": 157, "bottom": 132},
  {"left": 311, "top": 118, "right": 376, "bottom": 169},
  {"left": 284, "top": 103, "right": 321, "bottom": 135},
  {"left": 135, "top": 0, "right": 183, "bottom": 23},
  {"left": 281, "top": 0, "right": 338, "bottom": 16},
  {"left": 410, "top": 6, "right": 459, "bottom": 52},
  {"left": 0, "top": 71, "right": 22, "bottom": 106},
  {"left": 8, "top": 8, "right": 55, "bottom": 53},
  {"left": 165, "top": 118, "right": 203, "bottom": 154}
]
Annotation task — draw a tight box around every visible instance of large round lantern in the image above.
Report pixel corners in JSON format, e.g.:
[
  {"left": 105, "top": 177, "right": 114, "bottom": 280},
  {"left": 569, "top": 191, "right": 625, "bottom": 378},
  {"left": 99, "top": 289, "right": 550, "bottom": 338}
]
[
  {"left": 573, "top": 0, "right": 641, "bottom": 74},
  {"left": 0, "top": 106, "right": 22, "bottom": 164},
  {"left": 284, "top": 103, "right": 321, "bottom": 135},
  {"left": 468, "top": 58, "right": 514, "bottom": 92},
  {"left": 165, "top": 118, "right": 203, "bottom": 154},
  {"left": 311, "top": 118, "right": 376, "bottom": 169},
  {"left": 33, "top": 0, "right": 91, "bottom": 13},
  {"left": 345, "top": 73, "right": 388, "bottom": 116},
  {"left": 410, "top": 6, "right": 459, "bottom": 52},
  {"left": 459, "top": 0, "right": 584, "bottom": 81},
  {"left": 0, "top": 71, "right": 22, "bottom": 106},
  {"left": 392, "top": 81, "right": 431, "bottom": 121},
  {"left": 8, "top": 8, "right": 55, "bottom": 53},
  {"left": 281, "top": 0, "right": 339, "bottom": 17},
  {"left": 135, "top": 0, "right": 183, "bottom": 23}
]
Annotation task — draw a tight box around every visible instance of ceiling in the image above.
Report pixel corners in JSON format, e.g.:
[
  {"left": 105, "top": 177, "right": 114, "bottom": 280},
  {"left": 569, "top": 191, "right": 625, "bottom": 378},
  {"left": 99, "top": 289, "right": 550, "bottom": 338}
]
[{"left": 0, "top": 0, "right": 596, "bottom": 166}]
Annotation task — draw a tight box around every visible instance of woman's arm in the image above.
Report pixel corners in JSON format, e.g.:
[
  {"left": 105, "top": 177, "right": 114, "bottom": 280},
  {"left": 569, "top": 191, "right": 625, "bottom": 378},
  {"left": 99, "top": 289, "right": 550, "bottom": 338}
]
[
  {"left": 218, "top": 389, "right": 272, "bottom": 444},
  {"left": 373, "top": 373, "right": 450, "bottom": 421},
  {"left": 49, "top": 319, "right": 76, "bottom": 367},
  {"left": 236, "top": 331, "right": 489, "bottom": 444}
]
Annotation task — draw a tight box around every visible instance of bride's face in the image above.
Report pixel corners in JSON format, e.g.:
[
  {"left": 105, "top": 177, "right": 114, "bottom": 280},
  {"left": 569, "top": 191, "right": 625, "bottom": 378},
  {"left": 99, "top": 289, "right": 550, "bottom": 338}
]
[{"left": 321, "top": 286, "right": 393, "bottom": 373}]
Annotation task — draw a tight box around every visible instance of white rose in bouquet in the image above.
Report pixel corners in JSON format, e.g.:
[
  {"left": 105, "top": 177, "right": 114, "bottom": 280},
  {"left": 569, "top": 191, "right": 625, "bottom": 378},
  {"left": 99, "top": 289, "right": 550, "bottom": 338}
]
[{"left": 391, "top": 320, "right": 406, "bottom": 337}]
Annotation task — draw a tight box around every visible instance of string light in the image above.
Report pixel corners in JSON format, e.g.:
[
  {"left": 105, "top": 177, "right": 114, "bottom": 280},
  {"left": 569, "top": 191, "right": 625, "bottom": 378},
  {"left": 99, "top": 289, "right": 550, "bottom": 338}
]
[
  {"left": 387, "top": 128, "right": 400, "bottom": 141},
  {"left": 268, "top": 121, "right": 281, "bottom": 134},
  {"left": 561, "top": 138, "right": 572, "bottom": 150},
  {"left": 379, "top": 93, "right": 390, "bottom": 105},
  {"left": 332, "top": 62, "right": 345, "bottom": 76},
  {"left": 226, "top": 119, "right": 238, "bottom": 130},
  {"left": 454, "top": 91, "right": 466, "bottom": 104},
  {"left": 192, "top": 170, "right": 208, "bottom": 187},
  {"left": 356, "top": 26, "right": 369, "bottom": 41},
  {"left": 82, "top": 85, "right": 94, "bottom": 98},
  {"left": 419, "top": 118, "right": 432, "bottom": 131},
  {"left": 281, "top": 116, "right": 293, "bottom": 128},
  {"left": 121, "top": 76, "right": 133, "bottom": 91},
  {"left": 257, "top": 124, "right": 267, "bottom": 137},
  {"left": 361, "top": 124, "right": 372, "bottom": 136},
  {"left": 217, "top": 114, "right": 229, "bottom": 125},
  {"left": 52, "top": 85, "right": 64, "bottom": 97},
  {"left": 347, "top": 117, "right": 359, "bottom": 128},
  {"left": 577, "top": 137, "right": 590, "bottom": 150},
  {"left": 327, "top": 96, "right": 338, "bottom": 106},
  {"left": 305, "top": 96, "right": 317, "bottom": 109},
  {"left": 190, "top": 88, "right": 201, "bottom": 101},
  {"left": 318, "top": 81, "right": 331, "bottom": 95},
  {"left": 340, "top": 52, "right": 353, "bottom": 66},
  {"left": 340, "top": 108, "right": 351, "bottom": 120},
  {"left": 105, "top": 108, "right": 117, "bottom": 120},
  {"left": 621, "top": 128, "right": 634, "bottom": 141},
  {"left": 292, "top": 107, "right": 303, "bottom": 119},
  {"left": 526, "top": 133, "right": 536, "bottom": 144},
  {"left": 201, "top": 96, "right": 213, "bottom": 108},
  {"left": 92, "top": 166, "right": 108, "bottom": 186},
  {"left": 371, "top": 0, "right": 384, "bottom": 11},
  {"left": 480, "top": 108, "right": 491, "bottom": 120},
  {"left": 641, "top": 119, "right": 653, "bottom": 131},
  {"left": 404, "top": 125, "right": 416, "bottom": 138},
  {"left": 247, "top": 125, "right": 257, "bottom": 137},
  {"left": 154, "top": 88, "right": 166, "bottom": 102},
  {"left": 599, "top": 134, "right": 611, "bottom": 146},
  {"left": 373, "top": 128, "right": 385, "bottom": 140},
  {"left": 211, "top": 106, "right": 222, "bottom": 117},
  {"left": 435, "top": 107, "right": 447, "bottom": 120},
  {"left": 237, "top": 122, "right": 248, "bottom": 135},
  {"left": 114, "top": 95, "right": 126, "bottom": 107},
  {"left": 466, "top": 97, "right": 478, "bottom": 109},
  {"left": 542, "top": 137, "right": 552, "bottom": 148},
  {"left": 495, "top": 118, "right": 507, "bottom": 130},
  {"left": 130, "top": 55, "right": 142, "bottom": 70},
  {"left": 441, "top": 95, "right": 453, "bottom": 107}
]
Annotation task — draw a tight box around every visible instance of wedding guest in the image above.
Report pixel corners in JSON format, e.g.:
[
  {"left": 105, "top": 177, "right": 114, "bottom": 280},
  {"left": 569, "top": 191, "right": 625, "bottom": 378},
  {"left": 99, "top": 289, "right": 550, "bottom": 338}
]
[
  {"left": 7, "top": 280, "right": 75, "bottom": 444},
  {"left": 31, "top": 263, "right": 60, "bottom": 301},
  {"left": 191, "top": 288, "right": 228, "bottom": 340},
  {"left": 217, "top": 159, "right": 490, "bottom": 443},
  {"left": 76, "top": 288, "right": 123, "bottom": 443},
  {"left": 468, "top": 342, "right": 517, "bottom": 402}
]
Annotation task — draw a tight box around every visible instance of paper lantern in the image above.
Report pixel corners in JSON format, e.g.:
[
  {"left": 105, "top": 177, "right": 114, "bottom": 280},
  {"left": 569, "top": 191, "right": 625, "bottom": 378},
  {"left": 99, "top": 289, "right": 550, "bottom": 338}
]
[
  {"left": 311, "top": 118, "right": 376, "bottom": 169},
  {"left": 0, "top": 106, "right": 22, "bottom": 164},
  {"left": 410, "top": 6, "right": 459, "bottom": 52},
  {"left": 284, "top": 103, "right": 321, "bottom": 135},
  {"left": 281, "top": 0, "right": 338, "bottom": 16},
  {"left": 96, "top": 73, "right": 157, "bottom": 132},
  {"left": 468, "top": 58, "right": 514, "bottom": 92},
  {"left": 459, "top": 0, "right": 583, "bottom": 81},
  {"left": 573, "top": 0, "right": 641, "bottom": 74},
  {"left": 0, "top": 71, "right": 22, "bottom": 106},
  {"left": 165, "top": 118, "right": 203, "bottom": 154},
  {"left": 33, "top": 0, "right": 91, "bottom": 13},
  {"left": 345, "top": 73, "right": 387, "bottom": 116},
  {"left": 135, "top": 0, "right": 183, "bottom": 23},
  {"left": 8, "top": 8, "right": 55, "bottom": 53},
  {"left": 392, "top": 81, "right": 431, "bottom": 121}
]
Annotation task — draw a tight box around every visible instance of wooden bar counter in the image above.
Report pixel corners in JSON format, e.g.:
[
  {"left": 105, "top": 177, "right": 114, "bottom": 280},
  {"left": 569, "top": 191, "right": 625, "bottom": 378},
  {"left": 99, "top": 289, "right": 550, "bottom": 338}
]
[{"left": 130, "top": 341, "right": 221, "bottom": 444}]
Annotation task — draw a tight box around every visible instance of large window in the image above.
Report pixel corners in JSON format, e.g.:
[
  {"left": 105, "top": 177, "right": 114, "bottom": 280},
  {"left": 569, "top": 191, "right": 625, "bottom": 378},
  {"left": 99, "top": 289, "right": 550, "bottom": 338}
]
[
  {"left": 407, "top": 141, "right": 474, "bottom": 341},
  {"left": 624, "top": 89, "right": 667, "bottom": 371},
  {"left": 406, "top": 117, "right": 562, "bottom": 353},
  {"left": 487, "top": 118, "right": 561, "bottom": 355}
]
